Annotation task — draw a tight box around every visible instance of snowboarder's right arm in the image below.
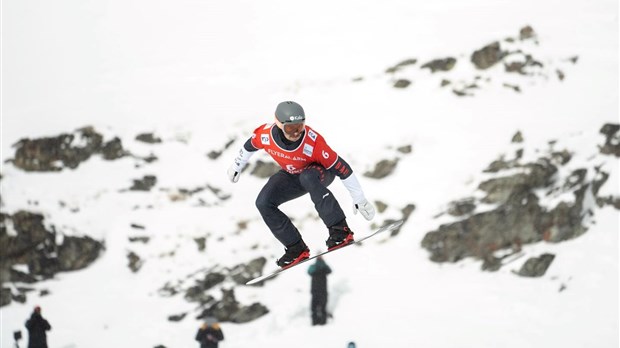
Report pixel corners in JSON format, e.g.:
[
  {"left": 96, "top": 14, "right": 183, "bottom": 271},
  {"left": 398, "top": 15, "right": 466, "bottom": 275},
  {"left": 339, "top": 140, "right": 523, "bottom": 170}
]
[{"left": 227, "top": 138, "right": 258, "bottom": 183}]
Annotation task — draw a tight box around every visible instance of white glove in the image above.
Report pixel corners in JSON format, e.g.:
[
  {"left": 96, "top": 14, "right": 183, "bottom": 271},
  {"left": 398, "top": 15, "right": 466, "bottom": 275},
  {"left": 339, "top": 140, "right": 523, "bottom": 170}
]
[
  {"left": 353, "top": 199, "right": 375, "bottom": 221},
  {"left": 227, "top": 163, "right": 242, "bottom": 183},
  {"left": 226, "top": 147, "right": 255, "bottom": 183}
]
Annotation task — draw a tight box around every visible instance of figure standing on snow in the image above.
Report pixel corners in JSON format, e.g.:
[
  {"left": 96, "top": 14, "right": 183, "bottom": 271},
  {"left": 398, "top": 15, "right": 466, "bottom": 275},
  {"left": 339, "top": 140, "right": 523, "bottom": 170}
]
[
  {"left": 25, "top": 306, "right": 51, "bottom": 348},
  {"left": 195, "top": 317, "right": 224, "bottom": 348},
  {"left": 227, "top": 101, "right": 375, "bottom": 268},
  {"left": 308, "top": 255, "right": 332, "bottom": 325}
]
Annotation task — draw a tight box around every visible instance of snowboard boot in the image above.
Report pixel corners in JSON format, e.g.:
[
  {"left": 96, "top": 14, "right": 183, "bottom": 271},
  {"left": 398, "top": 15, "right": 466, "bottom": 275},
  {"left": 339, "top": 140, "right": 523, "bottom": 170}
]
[
  {"left": 276, "top": 239, "right": 310, "bottom": 269},
  {"left": 326, "top": 219, "right": 354, "bottom": 251}
]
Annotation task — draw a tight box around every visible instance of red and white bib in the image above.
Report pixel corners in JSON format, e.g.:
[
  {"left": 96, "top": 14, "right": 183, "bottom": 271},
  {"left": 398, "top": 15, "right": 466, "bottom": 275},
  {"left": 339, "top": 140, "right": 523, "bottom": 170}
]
[{"left": 250, "top": 123, "right": 338, "bottom": 174}]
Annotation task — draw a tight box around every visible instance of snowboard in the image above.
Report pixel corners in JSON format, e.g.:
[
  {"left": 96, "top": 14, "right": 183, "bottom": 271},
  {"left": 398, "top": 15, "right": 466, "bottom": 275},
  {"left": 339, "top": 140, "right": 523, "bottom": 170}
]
[{"left": 246, "top": 219, "right": 404, "bottom": 285}]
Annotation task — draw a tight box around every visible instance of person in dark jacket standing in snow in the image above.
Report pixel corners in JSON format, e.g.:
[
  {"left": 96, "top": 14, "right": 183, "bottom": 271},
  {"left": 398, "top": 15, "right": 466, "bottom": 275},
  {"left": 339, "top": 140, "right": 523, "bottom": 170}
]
[
  {"left": 195, "top": 317, "right": 224, "bottom": 348},
  {"left": 308, "top": 255, "right": 332, "bottom": 325},
  {"left": 25, "top": 306, "right": 51, "bottom": 348}
]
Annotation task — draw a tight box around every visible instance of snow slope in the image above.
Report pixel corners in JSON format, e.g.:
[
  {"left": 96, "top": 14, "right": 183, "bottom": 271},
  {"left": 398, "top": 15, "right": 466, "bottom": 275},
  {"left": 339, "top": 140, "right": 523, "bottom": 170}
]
[{"left": 1, "top": 0, "right": 618, "bottom": 347}]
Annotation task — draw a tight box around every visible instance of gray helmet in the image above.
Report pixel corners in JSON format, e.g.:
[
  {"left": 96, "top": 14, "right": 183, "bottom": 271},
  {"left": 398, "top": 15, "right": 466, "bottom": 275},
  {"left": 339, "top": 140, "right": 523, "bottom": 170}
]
[{"left": 275, "top": 101, "right": 305, "bottom": 124}]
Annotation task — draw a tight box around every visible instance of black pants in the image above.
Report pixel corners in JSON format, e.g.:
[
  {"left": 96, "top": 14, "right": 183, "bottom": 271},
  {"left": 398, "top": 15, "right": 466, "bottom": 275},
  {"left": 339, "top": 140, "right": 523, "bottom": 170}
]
[
  {"left": 311, "top": 291, "right": 328, "bottom": 325},
  {"left": 255, "top": 164, "right": 346, "bottom": 246}
]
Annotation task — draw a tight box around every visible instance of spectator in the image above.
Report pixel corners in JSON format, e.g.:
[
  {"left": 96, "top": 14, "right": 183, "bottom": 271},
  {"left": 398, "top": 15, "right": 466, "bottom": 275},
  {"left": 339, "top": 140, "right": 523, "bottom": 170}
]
[
  {"left": 25, "top": 306, "right": 51, "bottom": 348},
  {"left": 195, "top": 317, "right": 224, "bottom": 348},
  {"left": 307, "top": 256, "right": 332, "bottom": 325}
]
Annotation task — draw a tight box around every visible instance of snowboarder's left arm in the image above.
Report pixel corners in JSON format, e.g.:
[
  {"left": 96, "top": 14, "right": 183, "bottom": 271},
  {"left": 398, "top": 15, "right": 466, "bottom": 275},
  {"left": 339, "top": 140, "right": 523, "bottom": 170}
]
[
  {"left": 324, "top": 156, "right": 375, "bottom": 221},
  {"left": 316, "top": 135, "right": 375, "bottom": 220}
]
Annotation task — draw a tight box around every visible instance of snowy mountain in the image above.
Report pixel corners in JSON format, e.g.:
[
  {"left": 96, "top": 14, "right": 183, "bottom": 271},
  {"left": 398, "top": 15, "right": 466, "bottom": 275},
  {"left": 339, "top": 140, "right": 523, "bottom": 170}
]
[{"left": 1, "top": 0, "right": 618, "bottom": 347}]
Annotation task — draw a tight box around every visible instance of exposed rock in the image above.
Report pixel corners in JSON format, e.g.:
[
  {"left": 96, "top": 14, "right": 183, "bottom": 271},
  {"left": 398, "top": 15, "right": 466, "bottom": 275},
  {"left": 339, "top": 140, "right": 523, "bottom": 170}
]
[
  {"left": 229, "top": 257, "right": 267, "bottom": 285},
  {"left": 129, "top": 236, "right": 150, "bottom": 244},
  {"left": 364, "top": 159, "right": 399, "bottom": 179},
  {"left": 503, "top": 83, "right": 521, "bottom": 93},
  {"left": 517, "top": 253, "right": 555, "bottom": 277},
  {"left": 0, "top": 211, "right": 103, "bottom": 297},
  {"left": 596, "top": 196, "right": 620, "bottom": 210},
  {"left": 599, "top": 123, "right": 619, "bottom": 157},
  {"left": 421, "top": 126, "right": 615, "bottom": 271},
  {"left": 185, "top": 272, "right": 226, "bottom": 303},
  {"left": 374, "top": 201, "right": 388, "bottom": 214},
  {"left": 421, "top": 190, "right": 544, "bottom": 263},
  {"left": 393, "top": 79, "right": 411, "bottom": 88},
  {"left": 250, "top": 160, "right": 280, "bottom": 178},
  {"left": 135, "top": 133, "right": 162, "bottom": 144},
  {"left": 471, "top": 41, "right": 507, "bottom": 70},
  {"left": 447, "top": 199, "right": 476, "bottom": 217},
  {"left": 551, "top": 150, "right": 572, "bottom": 165},
  {"left": 200, "top": 288, "right": 269, "bottom": 323},
  {"left": 9, "top": 127, "right": 128, "bottom": 172},
  {"left": 101, "top": 137, "right": 126, "bottom": 160},
  {"left": 396, "top": 144, "right": 412, "bottom": 154},
  {"left": 385, "top": 58, "right": 417, "bottom": 73},
  {"left": 421, "top": 57, "right": 457, "bottom": 73},
  {"left": 519, "top": 25, "right": 537, "bottom": 41},
  {"left": 127, "top": 251, "right": 143, "bottom": 273},
  {"left": 207, "top": 139, "right": 236, "bottom": 160},
  {"left": 168, "top": 313, "right": 187, "bottom": 322},
  {"left": 194, "top": 237, "right": 206, "bottom": 251},
  {"left": 1, "top": 288, "right": 11, "bottom": 306},
  {"left": 479, "top": 159, "right": 557, "bottom": 204},
  {"left": 556, "top": 69, "right": 565, "bottom": 81},
  {"left": 130, "top": 175, "right": 157, "bottom": 191},
  {"left": 503, "top": 53, "right": 543, "bottom": 75}
]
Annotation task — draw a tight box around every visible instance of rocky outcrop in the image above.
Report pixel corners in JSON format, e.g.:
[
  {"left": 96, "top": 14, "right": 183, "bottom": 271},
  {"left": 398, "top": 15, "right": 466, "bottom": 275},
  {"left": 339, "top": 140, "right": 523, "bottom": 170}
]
[
  {"left": 197, "top": 288, "right": 268, "bottom": 323},
  {"left": 383, "top": 26, "right": 576, "bottom": 96},
  {"left": 162, "top": 257, "right": 269, "bottom": 323},
  {"left": 421, "top": 57, "right": 457, "bottom": 73},
  {"left": 471, "top": 41, "right": 507, "bottom": 70},
  {"left": 364, "top": 159, "right": 399, "bottom": 179},
  {"left": 421, "top": 128, "right": 615, "bottom": 271},
  {"left": 599, "top": 123, "right": 620, "bottom": 157},
  {"left": 135, "top": 133, "right": 162, "bottom": 144},
  {"left": 250, "top": 160, "right": 280, "bottom": 178},
  {"left": 517, "top": 254, "right": 555, "bottom": 277},
  {"left": 0, "top": 211, "right": 104, "bottom": 306},
  {"left": 9, "top": 127, "right": 128, "bottom": 172}
]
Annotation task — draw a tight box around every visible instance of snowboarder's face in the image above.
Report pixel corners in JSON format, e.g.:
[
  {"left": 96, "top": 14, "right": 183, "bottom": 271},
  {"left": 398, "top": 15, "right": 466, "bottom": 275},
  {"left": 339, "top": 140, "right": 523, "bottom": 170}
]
[
  {"left": 276, "top": 118, "right": 305, "bottom": 141},
  {"left": 283, "top": 122, "right": 304, "bottom": 141}
]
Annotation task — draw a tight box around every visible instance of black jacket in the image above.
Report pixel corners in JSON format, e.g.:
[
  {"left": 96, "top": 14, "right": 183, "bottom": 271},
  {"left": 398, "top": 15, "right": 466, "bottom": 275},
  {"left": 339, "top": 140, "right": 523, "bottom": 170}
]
[
  {"left": 195, "top": 324, "right": 224, "bottom": 348},
  {"left": 308, "top": 258, "right": 332, "bottom": 295},
  {"left": 25, "top": 312, "right": 51, "bottom": 348}
]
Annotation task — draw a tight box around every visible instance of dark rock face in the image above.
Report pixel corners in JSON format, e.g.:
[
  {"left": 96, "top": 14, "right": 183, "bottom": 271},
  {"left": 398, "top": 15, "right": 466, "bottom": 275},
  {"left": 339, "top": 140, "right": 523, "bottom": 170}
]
[
  {"left": 130, "top": 175, "right": 157, "bottom": 191},
  {"left": 599, "top": 123, "right": 619, "bottom": 156},
  {"left": 517, "top": 254, "right": 555, "bottom": 277},
  {"left": 0, "top": 211, "right": 104, "bottom": 306},
  {"left": 9, "top": 127, "right": 127, "bottom": 172},
  {"left": 135, "top": 133, "right": 162, "bottom": 144},
  {"left": 393, "top": 79, "right": 412, "bottom": 88},
  {"left": 163, "top": 257, "right": 269, "bottom": 323},
  {"left": 421, "top": 128, "right": 615, "bottom": 270},
  {"left": 386, "top": 58, "right": 418, "bottom": 73},
  {"left": 198, "top": 288, "right": 269, "bottom": 324},
  {"left": 250, "top": 160, "right": 280, "bottom": 178},
  {"left": 421, "top": 57, "right": 457, "bottom": 73},
  {"left": 364, "top": 159, "right": 399, "bottom": 179},
  {"left": 471, "top": 41, "right": 507, "bottom": 70}
]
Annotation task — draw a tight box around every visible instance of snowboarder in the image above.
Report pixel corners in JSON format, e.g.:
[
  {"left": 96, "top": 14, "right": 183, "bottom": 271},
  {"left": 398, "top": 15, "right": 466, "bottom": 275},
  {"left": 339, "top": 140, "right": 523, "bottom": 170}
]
[
  {"left": 195, "top": 317, "right": 224, "bottom": 348},
  {"left": 308, "top": 255, "right": 332, "bottom": 325},
  {"left": 227, "top": 101, "right": 376, "bottom": 268},
  {"left": 24, "top": 306, "right": 51, "bottom": 348}
]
